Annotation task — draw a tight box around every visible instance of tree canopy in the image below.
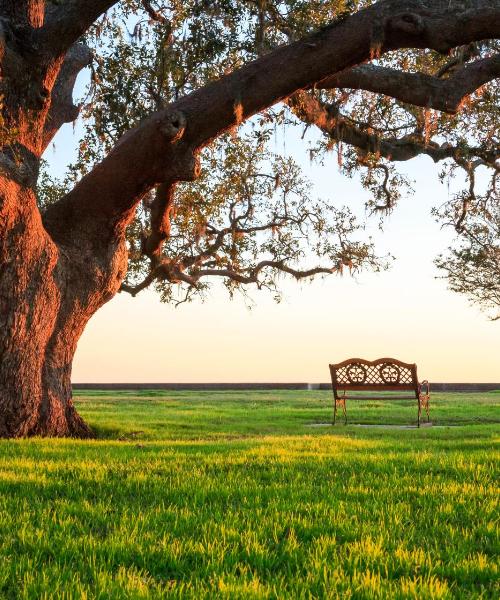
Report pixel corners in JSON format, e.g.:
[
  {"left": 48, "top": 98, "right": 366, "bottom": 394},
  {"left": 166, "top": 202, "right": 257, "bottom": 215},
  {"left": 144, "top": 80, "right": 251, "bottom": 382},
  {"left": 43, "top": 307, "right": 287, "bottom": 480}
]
[{"left": 40, "top": 0, "right": 500, "bottom": 317}]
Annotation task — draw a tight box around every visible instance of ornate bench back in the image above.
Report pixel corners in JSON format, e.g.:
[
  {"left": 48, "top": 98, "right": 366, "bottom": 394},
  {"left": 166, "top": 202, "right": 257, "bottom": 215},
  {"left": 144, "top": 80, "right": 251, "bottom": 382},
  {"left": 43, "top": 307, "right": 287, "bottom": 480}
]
[{"left": 329, "top": 358, "right": 419, "bottom": 393}]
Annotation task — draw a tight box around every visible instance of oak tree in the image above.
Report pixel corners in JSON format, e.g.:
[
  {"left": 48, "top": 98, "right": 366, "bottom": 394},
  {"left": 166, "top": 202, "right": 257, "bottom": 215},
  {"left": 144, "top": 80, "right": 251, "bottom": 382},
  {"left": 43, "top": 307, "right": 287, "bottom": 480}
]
[{"left": 0, "top": 0, "right": 499, "bottom": 437}]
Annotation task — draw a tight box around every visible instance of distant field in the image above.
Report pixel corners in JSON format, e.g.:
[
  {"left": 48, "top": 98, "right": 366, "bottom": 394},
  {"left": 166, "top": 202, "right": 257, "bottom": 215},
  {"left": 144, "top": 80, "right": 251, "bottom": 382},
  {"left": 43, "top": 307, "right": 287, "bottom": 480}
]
[{"left": 0, "top": 391, "right": 498, "bottom": 598}]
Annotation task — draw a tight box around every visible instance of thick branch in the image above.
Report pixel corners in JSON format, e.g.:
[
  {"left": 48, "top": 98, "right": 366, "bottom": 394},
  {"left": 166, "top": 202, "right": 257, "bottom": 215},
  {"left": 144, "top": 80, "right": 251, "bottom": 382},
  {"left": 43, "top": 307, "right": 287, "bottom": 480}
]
[
  {"left": 39, "top": 1, "right": 118, "bottom": 58},
  {"left": 317, "top": 54, "right": 500, "bottom": 114},
  {"left": 42, "top": 43, "right": 93, "bottom": 151},
  {"left": 43, "top": 0, "right": 500, "bottom": 244}
]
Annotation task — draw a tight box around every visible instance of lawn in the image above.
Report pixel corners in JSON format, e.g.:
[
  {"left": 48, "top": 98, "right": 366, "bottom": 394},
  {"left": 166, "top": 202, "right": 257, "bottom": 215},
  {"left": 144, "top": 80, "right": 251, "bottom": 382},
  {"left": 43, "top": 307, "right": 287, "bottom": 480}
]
[{"left": 0, "top": 391, "right": 498, "bottom": 599}]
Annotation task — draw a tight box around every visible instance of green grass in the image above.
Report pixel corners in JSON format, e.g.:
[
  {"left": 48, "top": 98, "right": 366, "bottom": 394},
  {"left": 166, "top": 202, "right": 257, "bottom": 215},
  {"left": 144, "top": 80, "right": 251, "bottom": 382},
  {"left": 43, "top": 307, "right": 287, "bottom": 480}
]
[{"left": 0, "top": 391, "right": 498, "bottom": 599}]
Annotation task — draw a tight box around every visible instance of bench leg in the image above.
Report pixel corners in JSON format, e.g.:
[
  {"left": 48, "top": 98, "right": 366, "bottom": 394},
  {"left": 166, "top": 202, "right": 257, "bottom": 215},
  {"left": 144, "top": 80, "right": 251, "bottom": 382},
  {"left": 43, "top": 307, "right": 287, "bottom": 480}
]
[
  {"left": 333, "top": 398, "right": 347, "bottom": 425},
  {"left": 418, "top": 395, "right": 430, "bottom": 425},
  {"left": 424, "top": 397, "right": 430, "bottom": 422}
]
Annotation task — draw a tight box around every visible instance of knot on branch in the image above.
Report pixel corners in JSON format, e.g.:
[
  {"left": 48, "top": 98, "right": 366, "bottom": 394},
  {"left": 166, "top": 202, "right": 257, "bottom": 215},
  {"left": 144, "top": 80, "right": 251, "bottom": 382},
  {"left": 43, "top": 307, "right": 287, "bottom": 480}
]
[
  {"left": 389, "top": 13, "right": 425, "bottom": 35},
  {"left": 161, "top": 111, "right": 186, "bottom": 142}
]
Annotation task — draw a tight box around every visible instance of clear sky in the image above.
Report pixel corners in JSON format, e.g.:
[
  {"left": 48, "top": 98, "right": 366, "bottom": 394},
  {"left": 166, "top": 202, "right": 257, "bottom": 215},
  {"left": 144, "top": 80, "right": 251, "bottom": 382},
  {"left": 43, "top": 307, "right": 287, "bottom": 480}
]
[{"left": 47, "top": 104, "right": 500, "bottom": 384}]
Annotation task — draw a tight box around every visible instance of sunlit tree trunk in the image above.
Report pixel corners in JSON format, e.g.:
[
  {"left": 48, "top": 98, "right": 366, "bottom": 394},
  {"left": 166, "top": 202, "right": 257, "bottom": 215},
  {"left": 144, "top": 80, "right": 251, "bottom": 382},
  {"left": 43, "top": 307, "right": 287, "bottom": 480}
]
[{"left": 0, "top": 181, "right": 128, "bottom": 437}]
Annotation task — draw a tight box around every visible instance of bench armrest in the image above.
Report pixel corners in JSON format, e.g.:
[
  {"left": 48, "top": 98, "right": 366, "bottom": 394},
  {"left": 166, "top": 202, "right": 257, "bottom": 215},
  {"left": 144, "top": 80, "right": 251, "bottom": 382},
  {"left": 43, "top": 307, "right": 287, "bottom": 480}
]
[{"left": 418, "top": 380, "right": 430, "bottom": 396}]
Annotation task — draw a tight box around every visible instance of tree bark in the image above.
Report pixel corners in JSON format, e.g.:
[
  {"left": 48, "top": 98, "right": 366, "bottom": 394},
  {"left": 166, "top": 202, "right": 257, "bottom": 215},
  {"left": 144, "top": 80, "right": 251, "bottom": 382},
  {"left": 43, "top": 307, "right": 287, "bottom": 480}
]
[{"left": 0, "top": 180, "right": 127, "bottom": 437}]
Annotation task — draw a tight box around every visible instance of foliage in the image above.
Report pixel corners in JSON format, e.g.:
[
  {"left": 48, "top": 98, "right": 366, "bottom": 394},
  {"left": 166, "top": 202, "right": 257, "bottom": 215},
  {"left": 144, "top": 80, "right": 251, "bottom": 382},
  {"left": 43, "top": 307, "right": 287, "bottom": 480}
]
[
  {"left": 0, "top": 390, "right": 497, "bottom": 597},
  {"left": 124, "top": 131, "right": 385, "bottom": 304},
  {"left": 435, "top": 185, "right": 500, "bottom": 320}
]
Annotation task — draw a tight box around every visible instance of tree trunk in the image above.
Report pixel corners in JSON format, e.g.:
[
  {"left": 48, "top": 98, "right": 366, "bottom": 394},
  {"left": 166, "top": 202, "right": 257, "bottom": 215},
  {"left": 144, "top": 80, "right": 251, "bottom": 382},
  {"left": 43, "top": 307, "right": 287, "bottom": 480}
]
[
  {"left": 0, "top": 3, "right": 128, "bottom": 438},
  {"left": 0, "top": 181, "right": 127, "bottom": 437}
]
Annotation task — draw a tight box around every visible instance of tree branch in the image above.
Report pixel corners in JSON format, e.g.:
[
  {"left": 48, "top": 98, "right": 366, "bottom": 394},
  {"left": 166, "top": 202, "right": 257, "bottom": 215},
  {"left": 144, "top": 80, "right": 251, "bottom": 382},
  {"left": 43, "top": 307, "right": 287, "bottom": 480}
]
[
  {"left": 140, "top": 0, "right": 168, "bottom": 24},
  {"left": 317, "top": 54, "right": 500, "bottom": 114},
  {"left": 289, "top": 91, "right": 499, "bottom": 165},
  {"left": 195, "top": 262, "right": 336, "bottom": 284},
  {"left": 42, "top": 43, "right": 93, "bottom": 151},
  {"left": 43, "top": 0, "right": 500, "bottom": 246},
  {"left": 120, "top": 259, "right": 337, "bottom": 296},
  {"left": 39, "top": 1, "right": 119, "bottom": 58},
  {"left": 120, "top": 259, "right": 200, "bottom": 296}
]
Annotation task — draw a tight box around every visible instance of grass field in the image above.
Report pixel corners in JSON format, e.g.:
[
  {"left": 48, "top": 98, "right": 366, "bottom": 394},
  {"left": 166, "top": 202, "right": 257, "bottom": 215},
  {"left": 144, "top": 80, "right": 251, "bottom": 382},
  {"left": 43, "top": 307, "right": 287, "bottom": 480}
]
[{"left": 0, "top": 391, "right": 498, "bottom": 599}]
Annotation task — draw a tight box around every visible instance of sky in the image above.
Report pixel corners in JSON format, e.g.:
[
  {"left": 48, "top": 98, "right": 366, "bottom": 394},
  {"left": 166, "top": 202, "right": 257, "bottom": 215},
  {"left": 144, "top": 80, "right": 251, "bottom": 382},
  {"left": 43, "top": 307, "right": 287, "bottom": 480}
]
[{"left": 46, "top": 99, "right": 500, "bottom": 384}]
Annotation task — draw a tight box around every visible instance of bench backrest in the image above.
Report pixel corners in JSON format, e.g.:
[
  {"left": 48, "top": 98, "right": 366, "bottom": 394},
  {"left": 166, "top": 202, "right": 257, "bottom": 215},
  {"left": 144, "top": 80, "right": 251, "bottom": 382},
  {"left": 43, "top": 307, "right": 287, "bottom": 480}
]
[{"left": 329, "top": 358, "right": 419, "bottom": 398}]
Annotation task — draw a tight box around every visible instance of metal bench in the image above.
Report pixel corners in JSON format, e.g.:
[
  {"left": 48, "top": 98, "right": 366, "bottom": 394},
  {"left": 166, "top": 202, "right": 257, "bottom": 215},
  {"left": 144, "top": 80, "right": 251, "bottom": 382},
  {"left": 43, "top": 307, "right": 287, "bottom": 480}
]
[{"left": 329, "top": 358, "right": 430, "bottom": 427}]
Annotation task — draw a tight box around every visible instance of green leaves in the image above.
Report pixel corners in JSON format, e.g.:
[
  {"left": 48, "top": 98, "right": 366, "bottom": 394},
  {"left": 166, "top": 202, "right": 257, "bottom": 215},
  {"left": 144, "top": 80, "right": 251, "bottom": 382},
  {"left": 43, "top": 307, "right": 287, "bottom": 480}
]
[{"left": 435, "top": 189, "right": 500, "bottom": 321}]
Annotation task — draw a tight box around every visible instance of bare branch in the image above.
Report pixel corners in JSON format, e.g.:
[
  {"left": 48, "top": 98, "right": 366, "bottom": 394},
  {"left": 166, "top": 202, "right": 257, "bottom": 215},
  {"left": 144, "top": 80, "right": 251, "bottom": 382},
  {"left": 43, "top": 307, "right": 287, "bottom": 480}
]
[
  {"left": 371, "top": 164, "right": 393, "bottom": 211},
  {"left": 436, "top": 44, "right": 478, "bottom": 78},
  {"left": 120, "top": 259, "right": 337, "bottom": 296},
  {"left": 195, "top": 261, "right": 336, "bottom": 284}
]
